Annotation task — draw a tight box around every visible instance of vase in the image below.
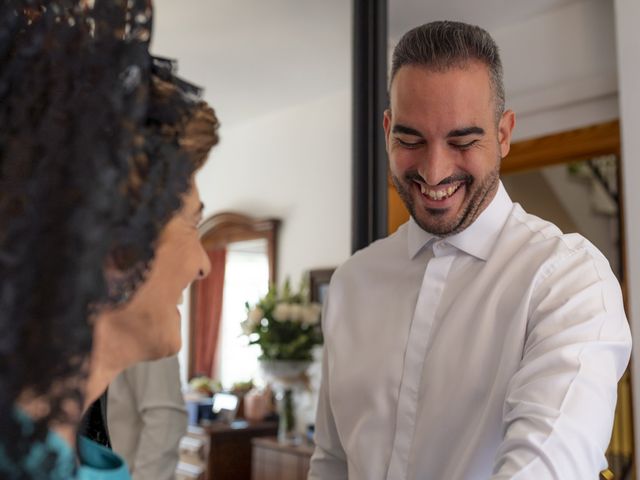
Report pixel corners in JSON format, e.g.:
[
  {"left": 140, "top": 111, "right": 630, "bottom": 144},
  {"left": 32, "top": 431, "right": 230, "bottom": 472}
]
[{"left": 259, "top": 359, "right": 311, "bottom": 444}]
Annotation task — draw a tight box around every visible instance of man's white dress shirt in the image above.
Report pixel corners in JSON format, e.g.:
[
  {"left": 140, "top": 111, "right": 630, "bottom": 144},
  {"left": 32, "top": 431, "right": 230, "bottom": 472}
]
[
  {"left": 108, "top": 355, "right": 187, "bottom": 480},
  {"left": 308, "top": 183, "right": 631, "bottom": 480}
]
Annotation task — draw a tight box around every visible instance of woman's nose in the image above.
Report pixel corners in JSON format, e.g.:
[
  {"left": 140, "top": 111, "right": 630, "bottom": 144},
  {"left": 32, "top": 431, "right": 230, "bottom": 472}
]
[{"left": 197, "top": 245, "right": 212, "bottom": 279}]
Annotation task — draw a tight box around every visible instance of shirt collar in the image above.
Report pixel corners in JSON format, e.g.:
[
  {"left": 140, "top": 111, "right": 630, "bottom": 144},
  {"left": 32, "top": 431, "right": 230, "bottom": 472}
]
[{"left": 407, "top": 181, "right": 513, "bottom": 261}]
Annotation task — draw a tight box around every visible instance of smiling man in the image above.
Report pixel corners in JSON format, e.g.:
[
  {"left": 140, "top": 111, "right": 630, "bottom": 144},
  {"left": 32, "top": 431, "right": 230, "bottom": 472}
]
[
  {"left": 385, "top": 59, "right": 511, "bottom": 237},
  {"left": 309, "top": 21, "right": 631, "bottom": 480}
]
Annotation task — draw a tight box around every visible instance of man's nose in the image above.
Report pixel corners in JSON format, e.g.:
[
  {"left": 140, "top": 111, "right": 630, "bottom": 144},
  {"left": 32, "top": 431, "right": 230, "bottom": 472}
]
[{"left": 417, "top": 144, "right": 455, "bottom": 186}]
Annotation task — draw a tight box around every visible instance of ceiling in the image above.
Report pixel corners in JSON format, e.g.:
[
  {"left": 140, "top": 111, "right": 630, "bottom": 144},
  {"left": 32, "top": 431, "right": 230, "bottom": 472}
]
[
  {"left": 152, "top": 0, "right": 350, "bottom": 127},
  {"left": 389, "top": 0, "right": 582, "bottom": 41},
  {"left": 152, "top": 0, "right": 584, "bottom": 127}
]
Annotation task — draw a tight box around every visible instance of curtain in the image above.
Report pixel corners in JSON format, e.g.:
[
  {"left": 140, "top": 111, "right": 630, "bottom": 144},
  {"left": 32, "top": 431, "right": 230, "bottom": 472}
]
[{"left": 193, "top": 247, "right": 226, "bottom": 378}]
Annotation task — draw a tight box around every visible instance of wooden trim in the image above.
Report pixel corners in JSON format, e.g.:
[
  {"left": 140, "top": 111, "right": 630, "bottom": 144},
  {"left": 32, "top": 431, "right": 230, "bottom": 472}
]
[
  {"left": 198, "top": 212, "right": 279, "bottom": 285},
  {"left": 502, "top": 120, "right": 620, "bottom": 174},
  {"left": 188, "top": 212, "right": 280, "bottom": 380},
  {"left": 387, "top": 178, "right": 409, "bottom": 235}
]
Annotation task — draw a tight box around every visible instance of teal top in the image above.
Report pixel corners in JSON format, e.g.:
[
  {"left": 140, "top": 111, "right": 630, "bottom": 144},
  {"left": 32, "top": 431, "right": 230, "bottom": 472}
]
[
  {"left": 0, "top": 410, "right": 131, "bottom": 479},
  {"left": 75, "top": 435, "right": 131, "bottom": 480}
]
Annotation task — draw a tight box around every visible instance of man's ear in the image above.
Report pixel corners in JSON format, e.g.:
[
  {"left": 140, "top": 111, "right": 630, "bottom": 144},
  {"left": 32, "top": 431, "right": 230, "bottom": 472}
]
[
  {"left": 383, "top": 109, "right": 392, "bottom": 152},
  {"left": 498, "top": 109, "right": 516, "bottom": 158}
]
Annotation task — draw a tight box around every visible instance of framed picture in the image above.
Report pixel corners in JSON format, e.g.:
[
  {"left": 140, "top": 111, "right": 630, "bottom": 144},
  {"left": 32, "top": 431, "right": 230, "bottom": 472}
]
[{"left": 308, "top": 268, "right": 335, "bottom": 305}]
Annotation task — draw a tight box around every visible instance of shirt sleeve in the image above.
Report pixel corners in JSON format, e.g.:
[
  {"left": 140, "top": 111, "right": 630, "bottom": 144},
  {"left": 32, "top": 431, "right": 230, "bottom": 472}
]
[
  {"left": 491, "top": 247, "right": 632, "bottom": 479},
  {"left": 124, "top": 356, "right": 188, "bottom": 480},
  {"left": 308, "top": 293, "right": 349, "bottom": 480}
]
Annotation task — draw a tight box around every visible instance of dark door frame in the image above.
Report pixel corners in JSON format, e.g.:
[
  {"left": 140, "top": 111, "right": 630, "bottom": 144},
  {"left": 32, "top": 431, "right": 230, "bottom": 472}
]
[{"left": 352, "top": 0, "right": 388, "bottom": 252}]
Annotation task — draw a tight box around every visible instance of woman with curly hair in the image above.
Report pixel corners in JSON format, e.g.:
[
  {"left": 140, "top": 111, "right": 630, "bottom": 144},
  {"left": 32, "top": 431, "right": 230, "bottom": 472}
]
[{"left": 0, "top": 0, "right": 219, "bottom": 478}]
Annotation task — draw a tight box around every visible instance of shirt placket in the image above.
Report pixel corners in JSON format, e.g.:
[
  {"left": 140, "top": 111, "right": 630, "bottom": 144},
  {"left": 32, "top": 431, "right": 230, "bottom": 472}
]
[{"left": 386, "top": 241, "right": 456, "bottom": 480}]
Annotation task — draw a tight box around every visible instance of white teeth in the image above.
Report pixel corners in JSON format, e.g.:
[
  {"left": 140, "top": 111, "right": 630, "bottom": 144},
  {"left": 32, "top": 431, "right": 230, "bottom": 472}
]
[{"left": 421, "top": 184, "right": 460, "bottom": 201}]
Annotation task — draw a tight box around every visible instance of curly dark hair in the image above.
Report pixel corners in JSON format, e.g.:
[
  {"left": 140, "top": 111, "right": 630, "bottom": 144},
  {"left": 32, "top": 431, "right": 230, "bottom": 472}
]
[{"left": 0, "top": 0, "right": 219, "bottom": 477}]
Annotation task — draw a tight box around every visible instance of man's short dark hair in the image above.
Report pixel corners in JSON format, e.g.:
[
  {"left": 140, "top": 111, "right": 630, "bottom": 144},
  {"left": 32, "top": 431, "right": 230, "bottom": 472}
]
[{"left": 390, "top": 21, "right": 505, "bottom": 122}]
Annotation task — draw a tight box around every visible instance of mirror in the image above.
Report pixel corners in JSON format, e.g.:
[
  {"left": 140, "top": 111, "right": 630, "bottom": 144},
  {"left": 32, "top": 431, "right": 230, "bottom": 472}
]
[
  {"left": 503, "top": 156, "right": 621, "bottom": 279},
  {"left": 188, "top": 212, "right": 279, "bottom": 385}
]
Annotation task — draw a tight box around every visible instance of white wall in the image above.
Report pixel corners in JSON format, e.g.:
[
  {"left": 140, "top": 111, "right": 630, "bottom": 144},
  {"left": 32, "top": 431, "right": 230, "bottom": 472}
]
[
  {"left": 388, "top": 0, "right": 620, "bottom": 142},
  {"left": 492, "top": 0, "right": 619, "bottom": 141},
  {"left": 614, "top": 0, "right": 640, "bottom": 467},
  {"left": 197, "top": 89, "right": 352, "bottom": 285}
]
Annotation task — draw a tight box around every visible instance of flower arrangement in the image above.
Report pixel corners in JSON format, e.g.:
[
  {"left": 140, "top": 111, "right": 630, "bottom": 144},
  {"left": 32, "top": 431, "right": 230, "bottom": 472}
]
[{"left": 242, "top": 279, "right": 323, "bottom": 361}]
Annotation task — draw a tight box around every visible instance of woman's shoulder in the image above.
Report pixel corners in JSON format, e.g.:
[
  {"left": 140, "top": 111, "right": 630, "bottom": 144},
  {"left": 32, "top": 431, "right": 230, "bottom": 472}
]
[
  {"left": 1, "top": 410, "right": 131, "bottom": 480},
  {"left": 0, "top": 409, "right": 76, "bottom": 479}
]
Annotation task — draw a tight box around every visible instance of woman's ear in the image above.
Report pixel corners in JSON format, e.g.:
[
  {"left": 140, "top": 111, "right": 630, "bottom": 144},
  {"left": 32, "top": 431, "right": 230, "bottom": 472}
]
[{"left": 103, "top": 249, "right": 136, "bottom": 305}]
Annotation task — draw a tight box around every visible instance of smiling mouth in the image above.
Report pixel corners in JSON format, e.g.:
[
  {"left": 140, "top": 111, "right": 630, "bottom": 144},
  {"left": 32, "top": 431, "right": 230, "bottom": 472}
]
[{"left": 414, "top": 181, "right": 464, "bottom": 201}]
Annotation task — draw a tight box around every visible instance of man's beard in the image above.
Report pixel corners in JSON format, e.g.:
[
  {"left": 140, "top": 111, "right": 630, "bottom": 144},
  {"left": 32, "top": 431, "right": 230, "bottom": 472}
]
[{"left": 392, "top": 161, "right": 500, "bottom": 237}]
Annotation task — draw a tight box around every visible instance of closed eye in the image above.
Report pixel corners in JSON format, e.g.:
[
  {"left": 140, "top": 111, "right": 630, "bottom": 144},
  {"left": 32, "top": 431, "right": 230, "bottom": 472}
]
[
  {"left": 450, "top": 140, "right": 478, "bottom": 150},
  {"left": 396, "top": 137, "right": 424, "bottom": 148}
]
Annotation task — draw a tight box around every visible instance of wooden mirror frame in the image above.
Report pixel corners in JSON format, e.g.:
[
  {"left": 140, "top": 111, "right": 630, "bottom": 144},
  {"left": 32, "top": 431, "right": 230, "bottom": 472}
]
[
  {"left": 503, "top": 120, "right": 621, "bottom": 174},
  {"left": 188, "top": 212, "right": 280, "bottom": 379}
]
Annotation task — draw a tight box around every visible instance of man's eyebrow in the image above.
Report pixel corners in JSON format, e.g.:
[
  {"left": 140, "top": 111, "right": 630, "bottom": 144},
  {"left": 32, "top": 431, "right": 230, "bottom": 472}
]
[
  {"left": 392, "top": 124, "right": 423, "bottom": 137},
  {"left": 446, "top": 126, "right": 485, "bottom": 138}
]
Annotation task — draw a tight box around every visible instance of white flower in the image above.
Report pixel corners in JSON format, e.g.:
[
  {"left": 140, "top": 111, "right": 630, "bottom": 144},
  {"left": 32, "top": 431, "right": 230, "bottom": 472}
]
[
  {"left": 301, "top": 303, "right": 322, "bottom": 326},
  {"left": 289, "top": 304, "right": 303, "bottom": 323},
  {"left": 240, "top": 319, "right": 254, "bottom": 335},
  {"left": 273, "top": 303, "right": 291, "bottom": 322},
  {"left": 248, "top": 307, "right": 264, "bottom": 325},
  {"left": 241, "top": 307, "right": 264, "bottom": 335}
]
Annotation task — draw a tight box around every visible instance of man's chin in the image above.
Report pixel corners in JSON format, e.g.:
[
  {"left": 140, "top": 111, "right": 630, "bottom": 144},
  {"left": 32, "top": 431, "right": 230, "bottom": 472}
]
[
  {"left": 414, "top": 216, "right": 459, "bottom": 236},
  {"left": 409, "top": 201, "right": 460, "bottom": 235}
]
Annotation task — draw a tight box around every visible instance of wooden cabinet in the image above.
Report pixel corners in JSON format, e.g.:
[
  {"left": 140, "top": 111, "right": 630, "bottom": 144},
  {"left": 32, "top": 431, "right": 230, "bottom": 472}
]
[
  {"left": 180, "top": 421, "right": 278, "bottom": 480},
  {"left": 251, "top": 437, "right": 314, "bottom": 480}
]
